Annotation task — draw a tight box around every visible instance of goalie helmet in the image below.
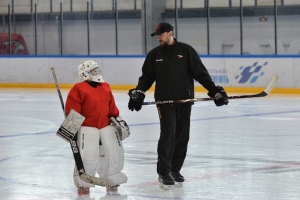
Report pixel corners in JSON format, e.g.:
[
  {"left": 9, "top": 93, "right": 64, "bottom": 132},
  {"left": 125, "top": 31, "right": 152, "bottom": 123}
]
[{"left": 78, "top": 60, "right": 104, "bottom": 83}]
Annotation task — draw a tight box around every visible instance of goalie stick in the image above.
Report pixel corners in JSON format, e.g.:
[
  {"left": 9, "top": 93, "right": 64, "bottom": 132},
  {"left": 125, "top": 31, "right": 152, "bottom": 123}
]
[
  {"left": 50, "top": 67, "right": 107, "bottom": 187},
  {"left": 142, "top": 74, "right": 279, "bottom": 105}
]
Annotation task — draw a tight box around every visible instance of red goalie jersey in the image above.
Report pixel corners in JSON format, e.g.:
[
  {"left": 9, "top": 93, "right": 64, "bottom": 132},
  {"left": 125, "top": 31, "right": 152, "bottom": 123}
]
[{"left": 65, "top": 81, "right": 119, "bottom": 129}]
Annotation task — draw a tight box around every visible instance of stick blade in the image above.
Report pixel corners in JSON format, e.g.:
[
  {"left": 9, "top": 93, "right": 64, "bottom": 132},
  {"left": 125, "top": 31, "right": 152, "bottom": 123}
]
[
  {"left": 253, "top": 74, "right": 279, "bottom": 97},
  {"left": 263, "top": 74, "right": 279, "bottom": 95},
  {"left": 80, "top": 172, "right": 107, "bottom": 186}
]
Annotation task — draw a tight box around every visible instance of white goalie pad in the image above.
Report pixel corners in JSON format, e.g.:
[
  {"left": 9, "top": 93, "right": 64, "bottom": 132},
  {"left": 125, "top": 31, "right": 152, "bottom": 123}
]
[
  {"left": 106, "top": 172, "right": 127, "bottom": 187},
  {"left": 97, "top": 125, "right": 127, "bottom": 186},
  {"left": 57, "top": 109, "right": 85, "bottom": 142},
  {"left": 74, "top": 126, "right": 100, "bottom": 188},
  {"left": 110, "top": 116, "right": 130, "bottom": 141}
]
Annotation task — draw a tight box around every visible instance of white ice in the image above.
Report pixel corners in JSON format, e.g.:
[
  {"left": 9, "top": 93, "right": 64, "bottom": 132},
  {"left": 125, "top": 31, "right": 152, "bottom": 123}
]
[{"left": 0, "top": 88, "right": 300, "bottom": 200}]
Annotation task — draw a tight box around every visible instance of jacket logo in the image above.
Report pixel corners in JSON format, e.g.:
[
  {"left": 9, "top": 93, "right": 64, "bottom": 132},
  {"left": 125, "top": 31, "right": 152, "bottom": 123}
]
[
  {"left": 156, "top": 59, "right": 163, "bottom": 62},
  {"left": 156, "top": 24, "right": 161, "bottom": 31},
  {"left": 177, "top": 55, "right": 183, "bottom": 58}
]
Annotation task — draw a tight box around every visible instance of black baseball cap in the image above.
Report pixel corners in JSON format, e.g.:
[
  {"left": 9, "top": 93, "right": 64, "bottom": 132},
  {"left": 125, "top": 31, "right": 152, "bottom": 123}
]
[{"left": 151, "top": 22, "right": 174, "bottom": 37}]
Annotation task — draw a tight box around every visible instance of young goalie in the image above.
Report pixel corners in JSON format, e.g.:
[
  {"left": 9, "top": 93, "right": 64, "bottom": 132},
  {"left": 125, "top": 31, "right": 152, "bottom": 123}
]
[{"left": 65, "top": 60, "right": 129, "bottom": 194}]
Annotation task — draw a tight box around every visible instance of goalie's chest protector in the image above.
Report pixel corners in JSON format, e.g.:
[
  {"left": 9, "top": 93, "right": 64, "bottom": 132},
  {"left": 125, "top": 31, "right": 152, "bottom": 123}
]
[{"left": 67, "top": 82, "right": 119, "bottom": 129}]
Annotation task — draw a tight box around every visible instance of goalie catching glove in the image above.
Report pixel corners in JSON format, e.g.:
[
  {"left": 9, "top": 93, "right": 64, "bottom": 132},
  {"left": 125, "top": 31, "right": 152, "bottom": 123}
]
[
  {"left": 128, "top": 89, "right": 145, "bottom": 111},
  {"left": 208, "top": 86, "right": 229, "bottom": 107},
  {"left": 110, "top": 116, "right": 130, "bottom": 140}
]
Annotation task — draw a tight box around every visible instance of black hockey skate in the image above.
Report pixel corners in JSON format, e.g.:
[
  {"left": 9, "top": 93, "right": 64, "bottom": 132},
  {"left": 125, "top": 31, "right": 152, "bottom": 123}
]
[
  {"left": 170, "top": 172, "right": 184, "bottom": 188},
  {"left": 158, "top": 174, "right": 175, "bottom": 190}
]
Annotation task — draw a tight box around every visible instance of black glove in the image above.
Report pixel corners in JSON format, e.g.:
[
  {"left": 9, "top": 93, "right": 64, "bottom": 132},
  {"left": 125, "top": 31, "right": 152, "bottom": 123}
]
[
  {"left": 208, "top": 86, "right": 229, "bottom": 107},
  {"left": 128, "top": 89, "right": 145, "bottom": 111}
]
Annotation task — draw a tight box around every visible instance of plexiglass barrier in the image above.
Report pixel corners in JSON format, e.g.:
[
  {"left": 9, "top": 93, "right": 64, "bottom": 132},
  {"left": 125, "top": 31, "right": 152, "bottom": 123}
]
[{"left": 0, "top": 0, "right": 299, "bottom": 55}]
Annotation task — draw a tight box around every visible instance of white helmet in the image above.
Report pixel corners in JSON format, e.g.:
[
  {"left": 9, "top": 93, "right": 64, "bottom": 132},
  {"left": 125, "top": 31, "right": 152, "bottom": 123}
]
[{"left": 78, "top": 60, "right": 104, "bottom": 83}]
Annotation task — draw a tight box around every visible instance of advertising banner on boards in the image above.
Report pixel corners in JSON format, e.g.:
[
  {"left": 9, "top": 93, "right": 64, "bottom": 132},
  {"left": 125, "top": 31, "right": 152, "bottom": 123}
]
[{"left": 200, "top": 57, "right": 294, "bottom": 88}]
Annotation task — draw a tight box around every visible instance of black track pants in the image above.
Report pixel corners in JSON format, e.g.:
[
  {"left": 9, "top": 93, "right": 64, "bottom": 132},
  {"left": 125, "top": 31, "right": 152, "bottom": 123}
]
[{"left": 156, "top": 103, "right": 192, "bottom": 176}]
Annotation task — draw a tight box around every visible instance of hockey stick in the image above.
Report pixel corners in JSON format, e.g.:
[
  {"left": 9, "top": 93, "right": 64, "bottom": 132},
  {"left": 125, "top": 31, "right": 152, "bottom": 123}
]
[
  {"left": 143, "top": 74, "right": 279, "bottom": 105},
  {"left": 50, "top": 67, "right": 107, "bottom": 187},
  {"left": 51, "top": 68, "right": 67, "bottom": 118}
]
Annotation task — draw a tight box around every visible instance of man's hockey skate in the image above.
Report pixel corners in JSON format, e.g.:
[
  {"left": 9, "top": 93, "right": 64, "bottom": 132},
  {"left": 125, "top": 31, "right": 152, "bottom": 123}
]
[
  {"left": 170, "top": 172, "right": 184, "bottom": 188},
  {"left": 158, "top": 174, "right": 175, "bottom": 190}
]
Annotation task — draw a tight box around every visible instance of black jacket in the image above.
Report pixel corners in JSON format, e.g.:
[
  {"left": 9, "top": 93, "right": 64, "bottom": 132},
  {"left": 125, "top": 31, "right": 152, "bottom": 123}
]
[{"left": 136, "top": 39, "right": 218, "bottom": 101}]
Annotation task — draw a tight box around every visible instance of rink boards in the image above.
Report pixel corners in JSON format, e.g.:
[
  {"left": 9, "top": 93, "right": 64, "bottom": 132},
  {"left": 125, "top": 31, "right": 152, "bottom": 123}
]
[{"left": 0, "top": 55, "right": 299, "bottom": 94}]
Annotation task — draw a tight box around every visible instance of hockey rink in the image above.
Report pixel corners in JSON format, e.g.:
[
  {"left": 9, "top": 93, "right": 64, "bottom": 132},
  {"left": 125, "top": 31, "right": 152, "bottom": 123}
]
[{"left": 0, "top": 88, "right": 300, "bottom": 200}]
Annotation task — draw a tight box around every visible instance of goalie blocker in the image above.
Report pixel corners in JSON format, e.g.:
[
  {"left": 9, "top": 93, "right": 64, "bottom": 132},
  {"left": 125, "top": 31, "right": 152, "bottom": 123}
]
[{"left": 56, "top": 109, "right": 85, "bottom": 142}]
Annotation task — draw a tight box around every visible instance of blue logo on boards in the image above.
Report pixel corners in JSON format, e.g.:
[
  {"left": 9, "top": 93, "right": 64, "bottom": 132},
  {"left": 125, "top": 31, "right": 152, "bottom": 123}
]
[
  {"left": 235, "top": 62, "right": 267, "bottom": 83},
  {"left": 211, "top": 75, "right": 229, "bottom": 84}
]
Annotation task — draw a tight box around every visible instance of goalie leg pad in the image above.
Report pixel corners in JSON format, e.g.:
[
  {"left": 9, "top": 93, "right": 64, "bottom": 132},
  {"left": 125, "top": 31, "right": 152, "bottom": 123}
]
[
  {"left": 73, "top": 126, "right": 100, "bottom": 188},
  {"left": 97, "top": 125, "right": 127, "bottom": 185},
  {"left": 107, "top": 172, "right": 128, "bottom": 186}
]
